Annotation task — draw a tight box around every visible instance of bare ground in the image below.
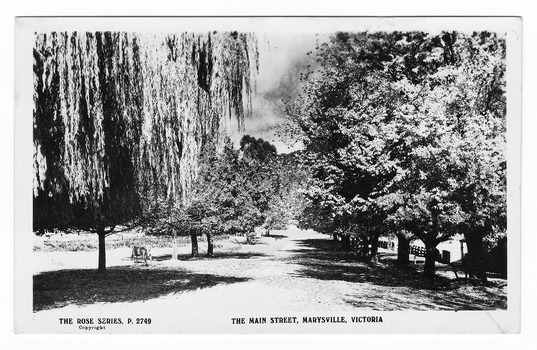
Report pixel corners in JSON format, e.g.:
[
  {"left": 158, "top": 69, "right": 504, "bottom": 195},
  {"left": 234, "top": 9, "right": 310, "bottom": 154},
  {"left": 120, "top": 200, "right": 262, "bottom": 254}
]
[{"left": 33, "top": 226, "right": 507, "bottom": 313}]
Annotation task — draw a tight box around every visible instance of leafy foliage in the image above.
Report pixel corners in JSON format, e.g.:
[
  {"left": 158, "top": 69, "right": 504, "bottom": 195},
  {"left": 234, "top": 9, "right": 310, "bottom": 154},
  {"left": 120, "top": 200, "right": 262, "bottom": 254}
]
[
  {"left": 288, "top": 31, "right": 506, "bottom": 277},
  {"left": 33, "top": 31, "right": 259, "bottom": 268},
  {"left": 161, "top": 136, "right": 306, "bottom": 250},
  {"left": 33, "top": 31, "right": 259, "bottom": 233}
]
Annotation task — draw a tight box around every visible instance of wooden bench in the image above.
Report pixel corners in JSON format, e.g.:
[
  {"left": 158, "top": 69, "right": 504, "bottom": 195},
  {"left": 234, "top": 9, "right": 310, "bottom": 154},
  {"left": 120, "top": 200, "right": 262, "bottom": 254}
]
[{"left": 131, "top": 246, "right": 152, "bottom": 265}]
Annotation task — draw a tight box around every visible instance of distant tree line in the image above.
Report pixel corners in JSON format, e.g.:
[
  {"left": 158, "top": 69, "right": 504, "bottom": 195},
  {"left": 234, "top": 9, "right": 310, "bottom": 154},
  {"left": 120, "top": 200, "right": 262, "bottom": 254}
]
[{"left": 146, "top": 135, "right": 306, "bottom": 256}]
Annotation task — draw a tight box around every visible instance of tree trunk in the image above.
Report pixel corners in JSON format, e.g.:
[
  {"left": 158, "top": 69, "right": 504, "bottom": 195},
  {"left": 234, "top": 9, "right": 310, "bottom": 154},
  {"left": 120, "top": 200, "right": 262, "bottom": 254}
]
[
  {"left": 424, "top": 213, "right": 440, "bottom": 279},
  {"left": 464, "top": 229, "right": 488, "bottom": 284},
  {"left": 341, "top": 235, "right": 351, "bottom": 251},
  {"left": 361, "top": 237, "right": 369, "bottom": 258},
  {"left": 397, "top": 233, "right": 410, "bottom": 265},
  {"left": 171, "top": 228, "right": 178, "bottom": 261},
  {"left": 423, "top": 243, "right": 437, "bottom": 279},
  {"left": 191, "top": 233, "right": 199, "bottom": 257},
  {"left": 351, "top": 237, "right": 358, "bottom": 252},
  {"left": 207, "top": 232, "right": 213, "bottom": 256},
  {"left": 97, "top": 228, "right": 106, "bottom": 272},
  {"left": 370, "top": 234, "right": 379, "bottom": 260}
]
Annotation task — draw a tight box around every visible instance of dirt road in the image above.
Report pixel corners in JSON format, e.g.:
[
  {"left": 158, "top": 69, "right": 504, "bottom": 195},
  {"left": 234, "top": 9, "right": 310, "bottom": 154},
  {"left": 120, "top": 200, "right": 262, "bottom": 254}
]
[{"left": 33, "top": 226, "right": 507, "bottom": 314}]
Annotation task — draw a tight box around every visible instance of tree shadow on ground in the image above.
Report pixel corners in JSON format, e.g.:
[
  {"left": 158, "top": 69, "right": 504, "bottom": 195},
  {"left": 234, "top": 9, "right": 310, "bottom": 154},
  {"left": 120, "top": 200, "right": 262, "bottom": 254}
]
[
  {"left": 287, "top": 238, "right": 507, "bottom": 310},
  {"left": 152, "top": 252, "right": 267, "bottom": 261},
  {"left": 34, "top": 266, "right": 250, "bottom": 312},
  {"left": 264, "top": 234, "right": 288, "bottom": 240},
  {"left": 342, "top": 284, "right": 507, "bottom": 310},
  {"left": 289, "top": 239, "right": 507, "bottom": 290},
  {"left": 288, "top": 239, "right": 453, "bottom": 290},
  {"left": 211, "top": 252, "right": 267, "bottom": 259}
]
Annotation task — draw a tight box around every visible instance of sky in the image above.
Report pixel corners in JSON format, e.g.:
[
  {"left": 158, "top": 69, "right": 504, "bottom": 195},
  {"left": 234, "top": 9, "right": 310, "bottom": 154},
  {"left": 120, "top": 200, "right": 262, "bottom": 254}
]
[{"left": 230, "top": 33, "right": 324, "bottom": 153}]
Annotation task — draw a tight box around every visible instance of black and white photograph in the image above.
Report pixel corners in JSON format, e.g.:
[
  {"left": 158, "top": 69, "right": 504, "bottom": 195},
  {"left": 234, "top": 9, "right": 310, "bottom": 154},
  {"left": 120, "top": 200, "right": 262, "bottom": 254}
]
[{"left": 14, "top": 16, "right": 521, "bottom": 334}]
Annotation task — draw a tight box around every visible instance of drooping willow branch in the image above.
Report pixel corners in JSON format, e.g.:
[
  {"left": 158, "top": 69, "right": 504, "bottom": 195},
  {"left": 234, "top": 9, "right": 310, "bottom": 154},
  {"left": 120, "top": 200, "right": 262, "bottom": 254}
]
[{"left": 33, "top": 31, "right": 259, "bottom": 231}]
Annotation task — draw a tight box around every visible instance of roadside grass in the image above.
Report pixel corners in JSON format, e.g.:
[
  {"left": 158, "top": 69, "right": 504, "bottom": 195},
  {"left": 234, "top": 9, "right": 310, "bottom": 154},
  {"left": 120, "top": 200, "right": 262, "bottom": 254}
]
[{"left": 34, "top": 231, "right": 233, "bottom": 252}]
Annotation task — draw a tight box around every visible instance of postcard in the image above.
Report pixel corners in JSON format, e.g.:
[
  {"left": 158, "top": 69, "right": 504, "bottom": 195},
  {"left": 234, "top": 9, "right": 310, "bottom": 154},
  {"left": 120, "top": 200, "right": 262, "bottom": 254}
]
[{"left": 14, "top": 16, "right": 521, "bottom": 333}]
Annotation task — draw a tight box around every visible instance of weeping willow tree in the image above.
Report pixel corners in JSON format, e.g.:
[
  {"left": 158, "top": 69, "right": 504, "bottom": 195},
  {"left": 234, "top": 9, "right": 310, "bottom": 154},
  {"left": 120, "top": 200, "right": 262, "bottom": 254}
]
[
  {"left": 33, "top": 31, "right": 258, "bottom": 271},
  {"left": 137, "top": 31, "right": 259, "bottom": 257}
]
